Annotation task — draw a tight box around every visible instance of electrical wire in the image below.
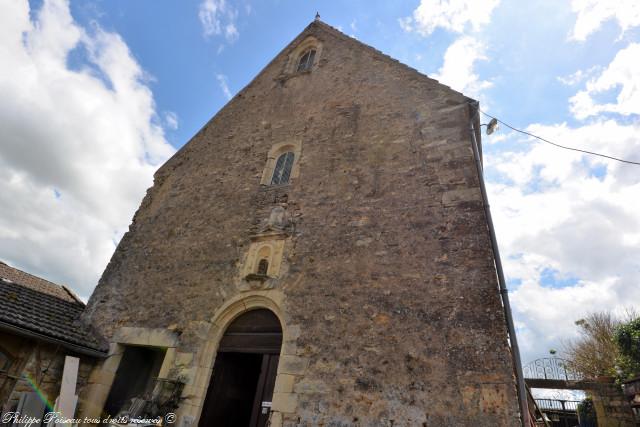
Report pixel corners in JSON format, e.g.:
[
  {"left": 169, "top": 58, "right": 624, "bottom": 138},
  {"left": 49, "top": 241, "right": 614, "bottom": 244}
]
[{"left": 477, "top": 109, "right": 640, "bottom": 166}]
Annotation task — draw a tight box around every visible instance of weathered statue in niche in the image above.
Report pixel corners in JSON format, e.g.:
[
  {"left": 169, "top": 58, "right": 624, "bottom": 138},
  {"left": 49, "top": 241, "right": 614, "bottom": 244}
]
[{"left": 258, "top": 205, "right": 289, "bottom": 233}]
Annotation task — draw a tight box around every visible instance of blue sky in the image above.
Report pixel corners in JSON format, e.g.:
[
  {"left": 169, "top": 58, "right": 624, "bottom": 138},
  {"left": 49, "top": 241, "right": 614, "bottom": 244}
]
[
  {"left": 60, "top": 0, "right": 631, "bottom": 144},
  {"left": 63, "top": 0, "right": 638, "bottom": 146},
  {"left": 65, "top": 1, "right": 420, "bottom": 148},
  {"left": 1, "top": 0, "right": 639, "bottom": 371}
]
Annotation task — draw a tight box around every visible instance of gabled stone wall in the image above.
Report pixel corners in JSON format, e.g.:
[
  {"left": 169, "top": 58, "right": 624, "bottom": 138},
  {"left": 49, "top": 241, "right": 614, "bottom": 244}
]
[{"left": 82, "top": 21, "right": 520, "bottom": 426}]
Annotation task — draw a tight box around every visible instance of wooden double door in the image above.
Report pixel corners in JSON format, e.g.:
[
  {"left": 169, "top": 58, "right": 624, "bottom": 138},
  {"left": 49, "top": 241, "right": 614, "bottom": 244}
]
[{"left": 199, "top": 309, "right": 282, "bottom": 427}]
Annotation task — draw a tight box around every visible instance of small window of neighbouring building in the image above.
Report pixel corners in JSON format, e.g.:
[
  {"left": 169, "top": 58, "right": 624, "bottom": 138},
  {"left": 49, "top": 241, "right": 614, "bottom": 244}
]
[
  {"left": 0, "top": 348, "right": 12, "bottom": 372},
  {"left": 296, "top": 49, "right": 316, "bottom": 72},
  {"left": 271, "top": 152, "right": 295, "bottom": 185}
]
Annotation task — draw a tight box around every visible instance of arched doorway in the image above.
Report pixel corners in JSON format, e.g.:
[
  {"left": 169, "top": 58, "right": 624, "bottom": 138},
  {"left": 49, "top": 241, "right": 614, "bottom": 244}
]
[{"left": 199, "top": 309, "right": 282, "bottom": 427}]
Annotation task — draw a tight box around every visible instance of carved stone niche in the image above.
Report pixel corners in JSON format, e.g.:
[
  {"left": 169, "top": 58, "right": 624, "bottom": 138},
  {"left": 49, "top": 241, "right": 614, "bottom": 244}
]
[
  {"left": 239, "top": 206, "right": 290, "bottom": 291},
  {"left": 240, "top": 237, "right": 286, "bottom": 291}
]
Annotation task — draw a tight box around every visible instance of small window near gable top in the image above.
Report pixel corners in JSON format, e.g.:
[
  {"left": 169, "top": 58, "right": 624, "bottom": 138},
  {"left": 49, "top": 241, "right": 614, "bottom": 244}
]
[
  {"left": 257, "top": 259, "right": 269, "bottom": 276},
  {"left": 297, "top": 49, "right": 316, "bottom": 72},
  {"left": 271, "top": 151, "right": 295, "bottom": 185}
]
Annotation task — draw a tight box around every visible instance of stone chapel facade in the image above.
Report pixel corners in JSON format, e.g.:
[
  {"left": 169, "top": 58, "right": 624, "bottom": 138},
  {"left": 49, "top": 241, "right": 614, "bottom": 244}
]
[{"left": 79, "top": 20, "right": 521, "bottom": 427}]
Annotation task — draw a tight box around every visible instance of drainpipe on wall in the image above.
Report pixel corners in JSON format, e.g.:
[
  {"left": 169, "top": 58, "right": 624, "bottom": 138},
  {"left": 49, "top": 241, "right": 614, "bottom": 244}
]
[{"left": 468, "top": 100, "right": 530, "bottom": 426}]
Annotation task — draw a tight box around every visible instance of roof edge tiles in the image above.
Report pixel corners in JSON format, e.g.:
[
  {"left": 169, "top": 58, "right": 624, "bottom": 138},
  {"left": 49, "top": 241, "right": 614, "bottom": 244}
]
[
  {"left": 0, "top": 263, "right": 107, "bottom": 356},
  {"left": 0, "top": 261, "right": 79, "bottom": 304}
]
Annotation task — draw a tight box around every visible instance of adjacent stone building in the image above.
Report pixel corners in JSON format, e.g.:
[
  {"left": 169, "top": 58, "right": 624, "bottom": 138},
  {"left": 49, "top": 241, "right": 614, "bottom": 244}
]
[
  {"left": 80, "top": 19, "right": 522, "bottom": 426},
  {"left": 0, "top": 261, "right": 106, "bottom": 420}
]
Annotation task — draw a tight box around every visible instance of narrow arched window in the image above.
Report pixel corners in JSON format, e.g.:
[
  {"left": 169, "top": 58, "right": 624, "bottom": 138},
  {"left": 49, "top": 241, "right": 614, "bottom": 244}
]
[
  {"left": 271, "top": 151, "right": 295, "bottom": 185},
  {"left": 257, "top": 259, "right": 269, "bottom": 276},
  {"left": 297, "top": 49, "right": 316, "bottom": 72}
]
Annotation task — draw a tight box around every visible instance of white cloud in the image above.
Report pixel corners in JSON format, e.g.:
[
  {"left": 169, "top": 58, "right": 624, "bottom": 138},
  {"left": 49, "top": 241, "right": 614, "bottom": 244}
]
[
  {"left": 570, "top": 43, "right": 640, "bottom": 119},
  {"left": 398, "top": 17, "right": 414, "bottom": 33},
  {"left": 400, "top": 1, "right": 497, "bottom": 99},
  {"left": 199, "top": 0, "right": 223, "bottom": 36},
  {"left": 557, "top": 66, "right": 600, "bottom": 86},
  {"left": 225, "top": 23, "right": 239, "bottom": 42},
  {"left": 198, "top": 0, "right": 239, "bottom": 42},
  {"left": 432, "top": 36, "right": 492, "bottom": 96},
  {"left": 571, "top": 0, "right": 640, "bottom": 41},
  {"left": 164, "top": 111, "right": 179, "bottom": 130},
  {"left": 399, "top": 0, "right": 501, "bottom": 36},
  {"left": 485, "top": 119, "right": 640, "bottom": 364},
  {"left": 216, "top": 73, "right": 232, "bottom": 100},
  {"left": 0, "top": 0, "right": 175, "bottom": 298}
]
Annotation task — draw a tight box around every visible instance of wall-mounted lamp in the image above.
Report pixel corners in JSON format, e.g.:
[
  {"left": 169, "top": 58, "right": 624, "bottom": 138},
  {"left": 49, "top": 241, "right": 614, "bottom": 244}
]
[{"left": 484, "top": 118, "right": 499, "bottom": 135}]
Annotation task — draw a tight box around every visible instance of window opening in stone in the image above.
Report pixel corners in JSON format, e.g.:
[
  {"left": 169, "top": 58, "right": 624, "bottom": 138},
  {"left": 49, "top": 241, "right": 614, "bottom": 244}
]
[
  {"left": 0, "top": 347, "right": 11, "bottom": 372},
  {"left": 257, "top": 259, "right": 269, "bottom": 276},
  {"left": 271, "top": 151, "right": 295, "bottom": 185},
  {"left": 296, "top": 49, "right": 316, "bottom": 72},
  {"left": 103, "top": 346, "right": 166, "bottom": 417}
]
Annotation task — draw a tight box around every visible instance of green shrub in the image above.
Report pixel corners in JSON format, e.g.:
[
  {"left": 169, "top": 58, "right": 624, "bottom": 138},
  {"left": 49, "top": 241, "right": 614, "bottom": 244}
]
[{"left": 614, "top": 317, "right": 640, "bottom": 380}]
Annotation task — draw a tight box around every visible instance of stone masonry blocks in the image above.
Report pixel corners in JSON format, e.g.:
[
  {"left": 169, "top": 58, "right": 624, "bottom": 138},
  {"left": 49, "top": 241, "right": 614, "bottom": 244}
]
[{"left": 82, "top": 20, "right": 520, "bottom": 426}]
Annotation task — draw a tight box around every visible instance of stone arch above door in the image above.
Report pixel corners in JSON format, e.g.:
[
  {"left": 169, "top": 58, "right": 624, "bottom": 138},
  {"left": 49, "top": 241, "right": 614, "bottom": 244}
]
[
  {"left": 185, "top": 292, "right": 307, "bottom": 427},
  {"left": 199, "top": 308, "right": 283, "bottom": 426}
]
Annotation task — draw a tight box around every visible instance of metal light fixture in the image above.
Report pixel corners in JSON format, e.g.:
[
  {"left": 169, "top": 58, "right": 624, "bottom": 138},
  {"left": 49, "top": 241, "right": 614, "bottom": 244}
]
[{"left": 486, "top": 118, "right": 499, "bottom": 135}]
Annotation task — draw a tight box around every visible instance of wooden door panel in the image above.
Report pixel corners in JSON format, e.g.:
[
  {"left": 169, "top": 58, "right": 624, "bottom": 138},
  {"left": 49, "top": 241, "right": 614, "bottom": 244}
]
[
  {"left": 199, "top": 309, "right": 283, "bottom": 427},
  {"left": 198, "top": 352, "right": 262, "bottom": 427},
  {"left": 256, "top": 355, "right": 279, "bottom": 427}
]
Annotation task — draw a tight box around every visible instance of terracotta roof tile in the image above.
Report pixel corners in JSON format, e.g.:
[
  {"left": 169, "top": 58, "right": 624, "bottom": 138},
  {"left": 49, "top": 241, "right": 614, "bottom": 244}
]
[
  {"left": 0, "top": 262, "right": 107, "bottom": 354},
  {"left": 0, "top": 261, "right": 77, "bottom": 303}
]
